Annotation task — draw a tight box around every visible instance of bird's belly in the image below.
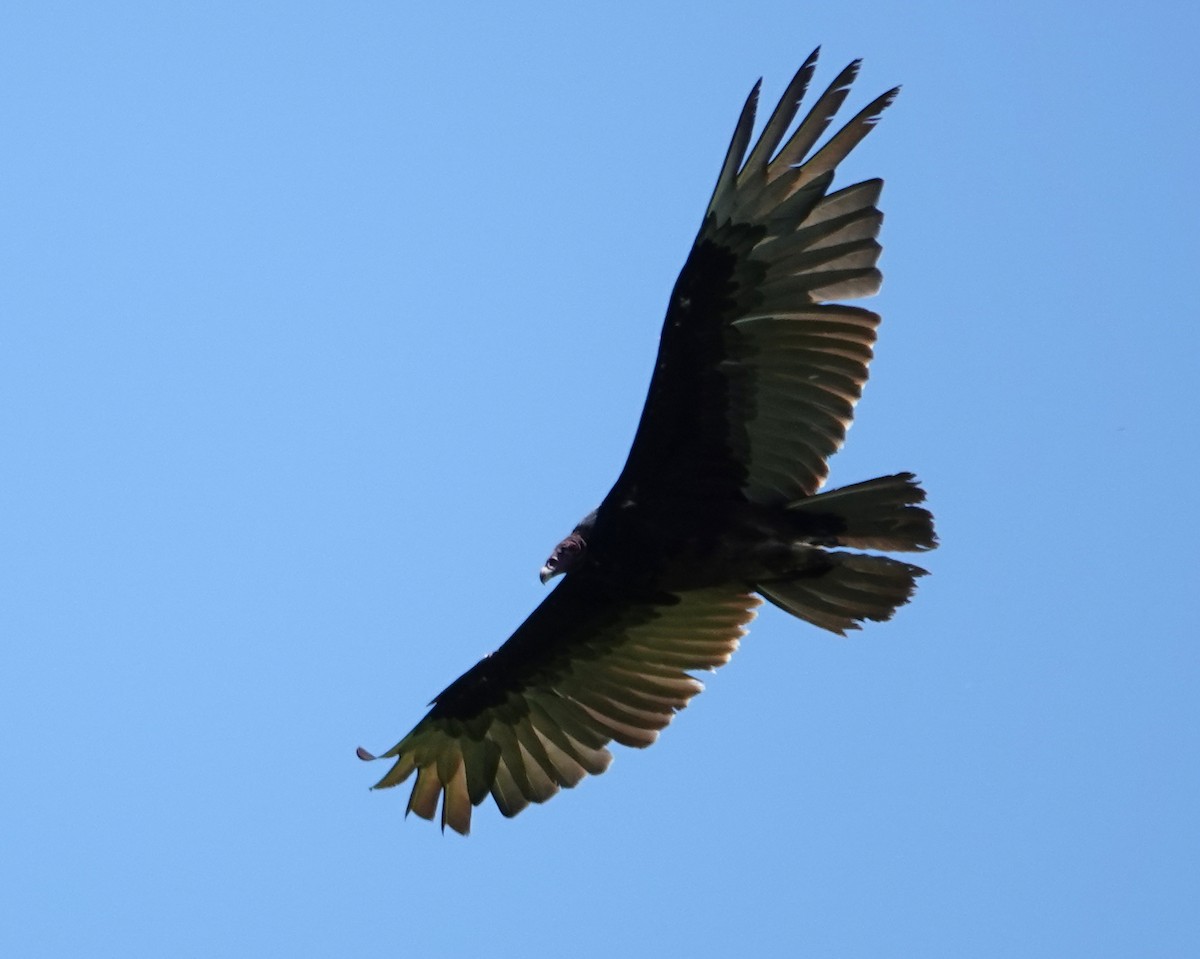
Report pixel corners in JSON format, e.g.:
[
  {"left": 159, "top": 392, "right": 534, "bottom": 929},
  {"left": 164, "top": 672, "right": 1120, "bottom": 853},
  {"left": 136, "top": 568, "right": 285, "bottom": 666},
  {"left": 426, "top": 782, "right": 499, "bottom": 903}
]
[{"left": 590, "top": 499, "right": 812, "bottom": 591}]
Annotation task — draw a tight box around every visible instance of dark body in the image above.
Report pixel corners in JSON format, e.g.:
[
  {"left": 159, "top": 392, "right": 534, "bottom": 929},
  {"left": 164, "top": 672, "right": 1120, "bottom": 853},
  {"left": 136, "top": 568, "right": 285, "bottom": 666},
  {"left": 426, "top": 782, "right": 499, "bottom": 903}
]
[{"left": 359, "top": 50, "right": 937, "bottom": 834}]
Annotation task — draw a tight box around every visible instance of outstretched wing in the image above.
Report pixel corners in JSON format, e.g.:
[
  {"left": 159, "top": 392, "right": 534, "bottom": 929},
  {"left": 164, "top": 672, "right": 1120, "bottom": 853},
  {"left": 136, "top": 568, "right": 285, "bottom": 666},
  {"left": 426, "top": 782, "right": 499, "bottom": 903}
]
[
  {"left": 606, "top": 50, "right": 899, "bottom": 509},
  {"left": 359, "top": 578, "right": 759, "bottom": 834}
]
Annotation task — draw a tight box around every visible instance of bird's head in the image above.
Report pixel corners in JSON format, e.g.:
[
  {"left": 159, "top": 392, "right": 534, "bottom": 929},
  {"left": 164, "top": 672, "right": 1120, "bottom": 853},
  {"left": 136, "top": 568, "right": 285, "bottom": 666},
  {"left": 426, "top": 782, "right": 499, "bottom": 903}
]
[{"left": 539, "top": 510, "right": 598, "bottom": 583}]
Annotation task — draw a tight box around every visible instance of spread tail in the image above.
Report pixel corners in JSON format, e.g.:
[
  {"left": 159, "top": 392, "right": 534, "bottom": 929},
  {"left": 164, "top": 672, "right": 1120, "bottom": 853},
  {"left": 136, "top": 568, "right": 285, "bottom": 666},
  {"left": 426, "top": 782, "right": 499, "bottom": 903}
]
[{"left": 759, "top": 472, "right": 936, "bottom": 634}]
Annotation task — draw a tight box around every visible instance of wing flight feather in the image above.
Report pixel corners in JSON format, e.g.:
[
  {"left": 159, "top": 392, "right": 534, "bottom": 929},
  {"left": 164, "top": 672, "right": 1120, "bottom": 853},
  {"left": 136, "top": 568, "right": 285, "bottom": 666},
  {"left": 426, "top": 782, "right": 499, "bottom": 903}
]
[
  {"left": 609, "top": 51, "right": 898, "bottom": 509},
  {"left": 360, "top": 579, "right": 759, "bottom": 833}
]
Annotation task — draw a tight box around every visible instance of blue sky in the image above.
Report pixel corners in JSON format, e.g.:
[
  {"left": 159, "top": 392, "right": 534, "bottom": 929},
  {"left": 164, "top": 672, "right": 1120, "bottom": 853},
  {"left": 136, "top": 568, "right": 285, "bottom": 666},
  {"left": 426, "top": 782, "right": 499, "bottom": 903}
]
[{"left": 3, "top": 2, "right": 1197, "bottom": 956}]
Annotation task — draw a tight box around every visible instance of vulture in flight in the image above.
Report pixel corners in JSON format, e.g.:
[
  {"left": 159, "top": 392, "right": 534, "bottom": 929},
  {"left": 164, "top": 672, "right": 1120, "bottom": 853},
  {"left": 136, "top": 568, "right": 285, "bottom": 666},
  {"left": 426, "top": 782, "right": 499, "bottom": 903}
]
[{"left": 358, "top": 49, "right": 937, "bottom": 834}]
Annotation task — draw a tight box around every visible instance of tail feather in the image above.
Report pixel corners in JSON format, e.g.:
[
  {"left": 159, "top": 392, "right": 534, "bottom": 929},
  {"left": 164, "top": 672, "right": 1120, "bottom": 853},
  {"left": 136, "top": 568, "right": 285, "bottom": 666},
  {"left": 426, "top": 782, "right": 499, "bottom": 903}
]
[
  {"left": 758, "top": 552, "right": 928, "bottom": 636},
  {"left": 789, "top": 472, "right": 936, "bottom": 552}
]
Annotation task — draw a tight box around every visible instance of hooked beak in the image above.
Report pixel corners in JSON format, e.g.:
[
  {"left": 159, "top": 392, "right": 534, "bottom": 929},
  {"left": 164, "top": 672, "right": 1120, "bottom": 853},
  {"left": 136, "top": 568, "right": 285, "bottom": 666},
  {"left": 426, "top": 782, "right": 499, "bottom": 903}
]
[{"left": 539, "top": 565, "right": 556, "bottom": 585}]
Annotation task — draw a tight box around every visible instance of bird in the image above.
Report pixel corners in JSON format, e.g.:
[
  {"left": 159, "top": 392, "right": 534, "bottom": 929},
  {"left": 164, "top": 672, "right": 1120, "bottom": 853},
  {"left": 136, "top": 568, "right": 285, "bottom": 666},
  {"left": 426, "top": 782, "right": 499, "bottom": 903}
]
[{"left": 357, "top": 49, "right": 937, "bottom": 835}]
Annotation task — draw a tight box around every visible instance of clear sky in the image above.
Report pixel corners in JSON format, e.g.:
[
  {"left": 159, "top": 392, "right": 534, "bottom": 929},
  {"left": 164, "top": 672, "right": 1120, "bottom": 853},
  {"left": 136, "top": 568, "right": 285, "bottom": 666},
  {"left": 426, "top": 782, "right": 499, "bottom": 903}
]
[{"left": 3, "top": 2, "right": 1197, "bottom": 956}]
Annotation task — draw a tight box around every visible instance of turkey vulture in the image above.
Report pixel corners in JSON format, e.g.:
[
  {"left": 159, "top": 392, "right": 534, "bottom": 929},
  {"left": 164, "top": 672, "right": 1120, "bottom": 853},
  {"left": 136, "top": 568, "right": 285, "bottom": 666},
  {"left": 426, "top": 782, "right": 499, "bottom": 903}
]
[{"left": 358, "top": 49, "right": 936, "bottom": 834}]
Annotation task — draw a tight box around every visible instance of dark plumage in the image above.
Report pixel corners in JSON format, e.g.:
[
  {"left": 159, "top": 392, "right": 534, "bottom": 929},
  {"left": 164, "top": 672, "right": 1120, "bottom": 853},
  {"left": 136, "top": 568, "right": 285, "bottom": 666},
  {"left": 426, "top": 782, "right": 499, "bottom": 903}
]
[{"left": 357, "top": 49, "right": 937, "bottom": 834}]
